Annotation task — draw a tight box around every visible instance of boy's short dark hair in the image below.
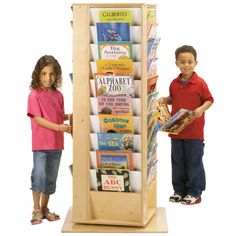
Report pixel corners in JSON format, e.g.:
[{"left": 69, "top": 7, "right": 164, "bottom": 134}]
[{"left": 175, "top": 45, "right": 197, "bottom": 61}]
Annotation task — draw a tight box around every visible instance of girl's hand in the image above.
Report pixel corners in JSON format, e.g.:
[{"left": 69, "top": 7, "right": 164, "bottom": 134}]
[{"left": 59, "top": 124, "right": 72, "bottom": 133}]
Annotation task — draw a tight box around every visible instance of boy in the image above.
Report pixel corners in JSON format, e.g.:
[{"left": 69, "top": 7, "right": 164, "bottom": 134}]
[{"left": 158, "top": 45, "right": 214, "bottom": 205}]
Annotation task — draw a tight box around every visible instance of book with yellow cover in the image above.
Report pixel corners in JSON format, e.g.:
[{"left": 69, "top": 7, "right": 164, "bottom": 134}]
[
  {"left": 98, "top": 43, "right": 132, "bottom": 60},
  {"left": 99, "top": 10, "right": 132, "bottom": 24},
  {"left": 99, "top": 114, "right": 134, "bottom": 134},
  {"left": 96, "top": 59, "right": 133, "bottom": 74}
]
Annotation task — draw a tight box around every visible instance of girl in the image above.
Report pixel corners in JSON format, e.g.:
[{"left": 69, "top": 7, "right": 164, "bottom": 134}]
[{"left": 27, "top": 55, "right": 72, "bottom": 224}]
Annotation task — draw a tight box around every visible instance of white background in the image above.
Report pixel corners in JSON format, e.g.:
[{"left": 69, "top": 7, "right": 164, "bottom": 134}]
[{"left": 0, "top": 0, "right": 235, "bottom": 235}]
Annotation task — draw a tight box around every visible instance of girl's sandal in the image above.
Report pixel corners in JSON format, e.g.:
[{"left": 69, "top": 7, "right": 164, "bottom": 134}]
[
  {"left": 43, "top": 208, "right": 60, "bottom": 222},
  {"left": 31, "top": 210, "right": 43, "bottom": 225}
]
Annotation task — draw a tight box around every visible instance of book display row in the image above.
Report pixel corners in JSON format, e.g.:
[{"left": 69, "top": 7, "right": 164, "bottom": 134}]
[
  {"left": 71, "top": 8, "right": 159, "bottom": 193},
  {"left": 146, "top": 9, "right": 160, "bottom": 186},
  {"left": 93, "top": 9, "right": 138, "bottom": 193}
]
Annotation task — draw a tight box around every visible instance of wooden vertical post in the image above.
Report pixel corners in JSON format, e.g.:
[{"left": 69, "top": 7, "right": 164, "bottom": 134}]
[{"left": 72, "top": 4, "right": 91, "bottom": 222}]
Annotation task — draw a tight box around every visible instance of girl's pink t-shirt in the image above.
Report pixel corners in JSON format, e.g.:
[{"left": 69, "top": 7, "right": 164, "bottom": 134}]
[{"left": 27, "top": 89, "right": 64, "bottom": 151}]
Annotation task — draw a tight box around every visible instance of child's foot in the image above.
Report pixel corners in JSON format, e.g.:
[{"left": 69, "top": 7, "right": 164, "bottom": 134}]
[
  {"left": 31, "top": 209, "right": 43, "bottom": 225},
  {"left": 169, "top": 193, "right": 183, "bottom": 203},
  {"left": 42, "top": 208, "right": 60, "bottom": 221},
  {"left": 181, "top": 194, "right": 201, "bottom": 205}
]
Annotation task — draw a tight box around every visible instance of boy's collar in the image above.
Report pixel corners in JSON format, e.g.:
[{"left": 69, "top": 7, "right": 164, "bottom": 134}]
[{"left": 177, "top": 72, "right": 197, "bottom": 84}]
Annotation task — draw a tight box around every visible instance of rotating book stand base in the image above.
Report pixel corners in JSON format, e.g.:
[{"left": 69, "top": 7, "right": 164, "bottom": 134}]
[{"left": 62, "top": 207, "right": 168, "bottom": 233}]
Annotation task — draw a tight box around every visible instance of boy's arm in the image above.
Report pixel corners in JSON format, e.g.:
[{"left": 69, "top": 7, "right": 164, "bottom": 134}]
[
  {"left": 33, "top": 116, "right": 72, "bottom": 133},
  {"left": 194, "top": 100, "right": 213, "bottom": 118},
  {"left": 158, "top": 96, "right": 172, "bottom": 105}
]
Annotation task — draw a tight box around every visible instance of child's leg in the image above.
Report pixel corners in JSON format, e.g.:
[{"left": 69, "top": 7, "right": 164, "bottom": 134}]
[
  {"left": 32, "top": 191, "right": 41, "bottom": 210},
  {"left": 171, "top": 138, "right": 187, "bottom": 197},
  {"left": 41, "top": 193, "right": 50, "bottom": 211},
  {"left": 31, "top": 191, "right": 43, "bottom": 225},
  {"left": 184, "top": 139, "right": 205, "bottom": 197}
]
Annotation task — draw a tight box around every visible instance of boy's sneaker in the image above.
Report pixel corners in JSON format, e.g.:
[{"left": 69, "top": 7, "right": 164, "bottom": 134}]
[
  {"left": 181, "top": 194, "right": 201, "bottom": 205},
  {"left": 169, "top": 193, "right": 183, "bottom": 203}
]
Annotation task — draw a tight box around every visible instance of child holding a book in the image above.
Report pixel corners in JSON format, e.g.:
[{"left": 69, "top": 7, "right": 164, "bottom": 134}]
[
  {"left": 158, "top": 45, "right": 214, "bottom": 205},
  {"left": 27, "top": 55, "right": 72, "bottom": 224}
]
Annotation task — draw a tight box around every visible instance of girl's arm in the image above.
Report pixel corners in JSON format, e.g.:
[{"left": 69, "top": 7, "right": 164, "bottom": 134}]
[
  {"left": 33, "top": 116, "right": 72, "bottom": 133},
  {"left": 64, "top": 114, "right": 72, "bottom": 121}
]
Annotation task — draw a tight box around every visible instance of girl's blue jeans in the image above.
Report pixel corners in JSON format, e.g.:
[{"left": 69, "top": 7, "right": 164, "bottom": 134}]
[
  {"left": 31, "top": 150, "right": 62, "bottom": 195},
  {"left": 171, "top": 138, "right": 205, "bottom": 198}
]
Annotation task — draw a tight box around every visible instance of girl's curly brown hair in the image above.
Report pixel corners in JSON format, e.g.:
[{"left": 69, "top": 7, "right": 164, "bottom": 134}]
[{"left": 30, "top": 55, "right": 62, "bottom": 90}]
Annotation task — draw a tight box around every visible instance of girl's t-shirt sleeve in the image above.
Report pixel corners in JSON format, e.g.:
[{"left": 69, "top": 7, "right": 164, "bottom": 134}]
[{"left": 27, "top": 91, "right": 42, "bottom": 118}]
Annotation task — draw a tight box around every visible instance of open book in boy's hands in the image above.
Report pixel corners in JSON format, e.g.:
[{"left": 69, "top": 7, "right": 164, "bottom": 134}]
[{"left": 156, "top": 104, "right": 196, "bottom": 135}]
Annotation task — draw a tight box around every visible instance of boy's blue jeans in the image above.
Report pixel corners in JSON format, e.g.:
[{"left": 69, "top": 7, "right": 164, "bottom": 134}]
[{"left": 171, "top": 138, "right": 205, "bottom": 198}]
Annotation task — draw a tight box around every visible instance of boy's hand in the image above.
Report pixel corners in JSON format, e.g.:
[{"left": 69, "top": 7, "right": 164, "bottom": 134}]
[
  {"left": 157, "top": 96, "right": 172, "bottom": 105},
  {"left": 157, "top": 97, "right": 166, "bottom": 104},
  {"left": 194, "top": 107, "right": 204, "bottom": 118}
]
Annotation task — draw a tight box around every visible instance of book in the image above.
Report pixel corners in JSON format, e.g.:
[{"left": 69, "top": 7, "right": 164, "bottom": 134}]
[
  {"left": 147, "top": 58, "right": 158, "bottom": 79},
  {"left": 147, "top": 159, "right": 158, "bottom": 186},
  {"left": 94, "top": 73, "right": 134, "bottom": 97},
  {"left": 147, "top": 8, "right": 156, "bottom": 25},
  {"left": 157, "top": 104, "right": 196, "bottom": 135},
  {"left": 148, "top": 102, "right": 170, "bottom": 128},
  {"left": 96, "top": 22, "right": 131, "bottom": 42},
  {"left": 98, "top": 42, "right": 132, "bottom": 60},
  {"left": 96, "top": 169, "right": 131, "bottom": 192},
  {"left": 99, "top": 114, "right": 134, "bottom": 134},
  {"left": 97, "top": 132, "right": 134, "bottom": 151},
  {"left": 96, "top": 59, "right": 133, "bottom": 74},
  {"left": 147, "top": 142, "right": 158, "bottom": 162},
  {"left": 96, "top": 150, "right": 133, "bottom": 170},
  {"left": 147, "top": 91, "right": 159, "bottom": 113},
  {"left": 147, "top": 123, "right": 159, "bottom": 149},
  {"left": 97, "top": 96, "right": 132, "bottom": 115},
  {"left": 147, "top": 37, "right": 161, "bottom": 59},
  {"left": 99, "top": 10, "right": 132, "bottom": 24},
  {"left": 147, "top": 75, "right": 158, "bottom": 94}
]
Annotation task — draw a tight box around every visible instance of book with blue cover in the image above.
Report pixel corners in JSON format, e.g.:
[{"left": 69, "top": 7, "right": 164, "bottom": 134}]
[
  {"left": 97, "top": 132, "right": 134, "bottom": 151},
  {"left": 96, "top": 22, "right": 131, "bottom": 42}
]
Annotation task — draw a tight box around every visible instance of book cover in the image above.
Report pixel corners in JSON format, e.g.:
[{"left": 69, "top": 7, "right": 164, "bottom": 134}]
[
  {"left": 94, "top": 73, "right": 134, "bottom": 97},
  {"left": 147, "top": 123, "right": 159, "bottom": 149},
  {"left": 147, "top": 91, "right": 159, "bottom": 113},
  {"left": 148, "top": 103, "right": 171, "bottom": 128},
  {"left": 97, "top": 96, "right": 132, "bottom": 115},
  {"left": 97, "top": 132, "right": 134, "bottom": 151},
  {"left": 147, "top": 58, "right": 158, "bottom": 79},
  {"left": 96, "top": 59, "right": 133, "bottom": 74},
  {"left": 147, "top": 8, "right": 156, "bottom": 25},
  {"left": 99, "top": 10, "right": 132, "bottom": 24},
  {"left": 96, "top": 22, "right": 131, "bottom": 42},
  {"left": 98, "top": 114, "right": 134, "bottom": 134},
  {"left": 96, "top": 150, "right": 133, "bottom": 170},
  {"left": 159, "top": 108, "right": 196, "bottom": 135},
  {"left": 98, "top": 42, "right": 132, "bottom": 60},
  {"left": 147, "top": 75, "right": 158, "bottom": 94},
  {"left": 147, "top": 142, "right": 158, "bottom": 162},
  {"left": 147, "top": 159, "right": 158, "bottom": 186},
  {"left": 96, "top": 169, "right": 131, "bottom": 192},
  {"left": 147, "top": 37, "right": 161, "bottom": 59}
]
